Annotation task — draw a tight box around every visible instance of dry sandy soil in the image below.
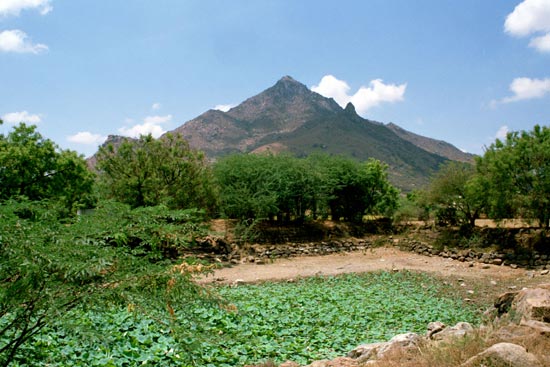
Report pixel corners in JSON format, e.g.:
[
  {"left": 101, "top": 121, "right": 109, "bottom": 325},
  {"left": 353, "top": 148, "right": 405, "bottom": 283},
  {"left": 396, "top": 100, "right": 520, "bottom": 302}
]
[
  {"left": 196, "top": 246, "right": 550, "bottom": 308},
  {"left": 198, "top": 247, "right": 541, "bottom": 286}
]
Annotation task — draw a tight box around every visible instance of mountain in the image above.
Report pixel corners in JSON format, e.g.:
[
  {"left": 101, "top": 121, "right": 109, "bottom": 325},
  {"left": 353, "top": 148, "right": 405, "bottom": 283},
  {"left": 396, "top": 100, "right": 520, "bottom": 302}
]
[
  {"left": 89, "top": 76, "right": 470, "bottom": 191},
  {"left": 170, "top": 76, "right": 458, "bottom": 190},
  {"left": 386, "top": 123, "right": 475, "bottom": 163},
  {"left": 171, "top": 76, "right": 342, "bottom": 157}
]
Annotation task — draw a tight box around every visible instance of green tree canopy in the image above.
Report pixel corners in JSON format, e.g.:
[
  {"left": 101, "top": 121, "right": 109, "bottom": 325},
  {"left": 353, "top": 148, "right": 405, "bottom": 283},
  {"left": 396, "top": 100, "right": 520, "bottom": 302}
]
[
  {"left": 476, "top": 124, "right": 550, "bottom": 228},
  {"left": 96, "top": 133, "right": 216, "bottom": 212},
  {"left": 309, "top": 155, "right": 399, "bottom": 221},
  {"left": 214, "top": 153, "right": 399, "bottom": 223},
  {"left": 0, "top": 123, "right": 94, "bottom": 212},
  {"left": 426, "top": 161, "right": 483, "bottom": 227}
]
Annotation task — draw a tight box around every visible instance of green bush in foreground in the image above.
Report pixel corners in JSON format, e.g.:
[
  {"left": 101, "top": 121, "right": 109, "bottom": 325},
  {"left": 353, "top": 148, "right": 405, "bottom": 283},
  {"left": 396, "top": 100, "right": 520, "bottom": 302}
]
[
  {"left": 0, "top": 201, "right": 214, "bottom": 367},
  {"left": 17, "top": 272, "right": 479, "bottom": 367}
]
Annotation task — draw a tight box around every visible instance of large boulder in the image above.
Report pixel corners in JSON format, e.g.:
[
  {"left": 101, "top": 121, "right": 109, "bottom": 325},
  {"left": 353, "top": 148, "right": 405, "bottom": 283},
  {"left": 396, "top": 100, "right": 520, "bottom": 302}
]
[
  {"left": 347, "top": 332, "right": 421, "bottom": 364},
  {"left": 494, "top": 284, "right": 550, "bottom": 323},
  {"left": 427, "top": 322, "right": 474, "bottom": 341},
  {"left": 460, "top": 342, "right": 542, "bottom": 367},
  {"left": 512, "top": 284, "right": 550, "bottom": 323}
]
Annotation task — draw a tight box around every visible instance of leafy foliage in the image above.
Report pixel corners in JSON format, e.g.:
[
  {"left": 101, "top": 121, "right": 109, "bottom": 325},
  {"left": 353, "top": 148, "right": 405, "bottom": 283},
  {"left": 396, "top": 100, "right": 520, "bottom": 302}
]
[
  {"left": 13, "top": 271, "right": 479, "bottom": 367},
  {"left": 96, "top": 133, "right": 217, "bottom": 212},
  {"left": 309, "top": 154, "right": 399, "bottom": 221},
  {"left": 426, "top": 161, "right": 483, "bottom": 227},
  {"left": 0, "top": 200, "right": 214, "bottom": 366},
  {"left": 214, "top": 153, "right": 399, "bottom": 223},
  {"left": 476, "top": 125, "right": 550, "bottom": 228},
  {"left": 0, "top": 123, "right": 94, "bottom": 213}
]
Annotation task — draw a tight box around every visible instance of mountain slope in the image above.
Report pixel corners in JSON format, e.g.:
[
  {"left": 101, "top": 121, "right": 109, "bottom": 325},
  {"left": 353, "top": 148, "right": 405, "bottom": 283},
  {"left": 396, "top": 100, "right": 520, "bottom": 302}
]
[
  {"left": 170, "top": 76, "right": 454, "bottom": 190},
  {"left": 386, "top": 122, "right": 475, "bottom": 163},
  {"left": 172, "top": 76, "right": 342, "bottom": 157}
]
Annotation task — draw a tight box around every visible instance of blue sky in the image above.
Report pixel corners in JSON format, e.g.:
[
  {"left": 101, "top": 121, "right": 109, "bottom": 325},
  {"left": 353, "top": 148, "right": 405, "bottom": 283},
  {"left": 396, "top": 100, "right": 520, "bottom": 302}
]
[{"left": 1, "top": 0, "right": 549, "bottom": 157}]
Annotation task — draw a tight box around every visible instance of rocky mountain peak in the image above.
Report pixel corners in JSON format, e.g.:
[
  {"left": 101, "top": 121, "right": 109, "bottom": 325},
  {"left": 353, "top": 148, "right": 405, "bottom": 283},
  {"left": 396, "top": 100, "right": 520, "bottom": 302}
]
[
  {"left": 268, "top": 75, "right": 313, "bottom": 98},
  {"left": 344, "top": 102, "right": 357, "bottom": 115}
]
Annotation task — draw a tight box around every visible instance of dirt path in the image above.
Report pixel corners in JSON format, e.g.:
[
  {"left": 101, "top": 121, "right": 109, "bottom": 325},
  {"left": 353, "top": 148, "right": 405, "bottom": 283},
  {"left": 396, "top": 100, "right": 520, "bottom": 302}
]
[{"left": 198, "top": 247, "right": 535, "bottom": 285}]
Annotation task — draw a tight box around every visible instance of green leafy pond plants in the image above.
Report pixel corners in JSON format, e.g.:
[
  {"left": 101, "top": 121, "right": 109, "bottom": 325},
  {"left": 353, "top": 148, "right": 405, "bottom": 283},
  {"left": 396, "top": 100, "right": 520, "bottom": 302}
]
[{"left": 13, "top": 271, "right": 480, "bottom": 367}]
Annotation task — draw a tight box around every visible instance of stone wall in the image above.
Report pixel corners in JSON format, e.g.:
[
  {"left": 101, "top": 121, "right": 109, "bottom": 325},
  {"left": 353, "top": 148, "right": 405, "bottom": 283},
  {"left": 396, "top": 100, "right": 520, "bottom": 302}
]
[
  {"left": 192, "top": 223, "right": 550, "bottom": 270},
  {"left": 395, "top": 238, "right": 550, "bottom": 270},
  {"left": 192, "top": 237, "right": 379, "bottom": 264}
]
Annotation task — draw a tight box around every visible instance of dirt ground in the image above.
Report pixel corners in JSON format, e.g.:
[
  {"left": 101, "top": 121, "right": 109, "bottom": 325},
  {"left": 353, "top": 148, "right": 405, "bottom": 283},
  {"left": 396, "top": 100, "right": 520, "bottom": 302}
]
[
  {"left": 196, "top": 246, "right": 550, "bottom": 308},
  {"left": 198, "top": 247, "right": 542, "bottom": 285}
]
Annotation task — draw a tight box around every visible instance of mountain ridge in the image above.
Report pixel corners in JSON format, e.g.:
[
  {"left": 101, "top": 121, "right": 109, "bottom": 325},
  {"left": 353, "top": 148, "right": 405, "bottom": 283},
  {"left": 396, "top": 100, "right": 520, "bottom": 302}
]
[
  {"left": 88, "top": 76, "right": 472, "bottom": 191},
  {"left": 169, "top": 76, "right": 463, "bottom": 190}
]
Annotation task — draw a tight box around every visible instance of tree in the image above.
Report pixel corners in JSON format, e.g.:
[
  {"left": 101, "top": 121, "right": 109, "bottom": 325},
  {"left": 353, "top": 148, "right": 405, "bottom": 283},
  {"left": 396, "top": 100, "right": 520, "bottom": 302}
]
[
  {"left": 361, "top": 159, "right": 400, "bottom": 217},
  {"left": 426, "top": 161, "right": 483, "bottom": 227},
  {"left": 476, "top": 125, "right": 550, "bottom": 228},
  {"left": 0, "top": 123, "right": 94, "bottom": 212},
  {"left": 214, "top": 153, "right": 399, "bottom": 223},
  {"left": 96, "top": 133, "right": 216, "bottom": 212},
  {"left": 213, "top": 153, "right": 280, "bottom": 221},
  {"left": 0, "top": 200, "right": 214, "bottom": 366},
  {"left": 308, "top": 154, "right": 399, "bottom": 222}
]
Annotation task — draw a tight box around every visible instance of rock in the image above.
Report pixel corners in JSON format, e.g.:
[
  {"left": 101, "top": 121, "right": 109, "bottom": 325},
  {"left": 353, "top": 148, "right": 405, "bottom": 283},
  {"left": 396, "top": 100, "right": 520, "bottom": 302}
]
[
  {"left": 347, "top": 342, "right": 385, "bottom": 362},
  {"left": 511, "top": 284, "right": 550, "bottom": 323},
  {"left": 430, "top": 322, "right": 474, "bottom": 341},
  {"left": 520, "top": 319, "right": 550, "bottom": 335},
  {"left": 482, "top": 264, "right": 491, "bottom": 269},
  {"left": 348, "top": 332, "right": 421, "bottom": 364},
  {"left": 511, "top": 264, "right": 518, "bottom": 269},
  {"left": 541, "top": 269, "right": 549, "bottom": 275},
  {"left": 492, "top": 258, "right": 503, "bottom": 266},
  {"left": 494, "top": 291, "right": 518, "bottom": 315},
  {"left": 460, "top": 342, "right": 542, "bottom": 367},
  {"left": 305, "top": 358, "right": 357, "bottom": 367},
  {"left": 427, "top": 321, "right": 446, "bottom": 339},
  {"left": 279, "top": 362, "right": 300, "bottom": 367}
]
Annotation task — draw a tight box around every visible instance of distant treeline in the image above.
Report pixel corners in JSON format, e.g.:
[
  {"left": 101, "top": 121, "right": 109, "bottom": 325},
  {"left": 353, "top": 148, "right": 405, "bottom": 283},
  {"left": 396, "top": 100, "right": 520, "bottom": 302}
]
[{"left": 1, "top": 120, "right": 549, "bottom": 228}]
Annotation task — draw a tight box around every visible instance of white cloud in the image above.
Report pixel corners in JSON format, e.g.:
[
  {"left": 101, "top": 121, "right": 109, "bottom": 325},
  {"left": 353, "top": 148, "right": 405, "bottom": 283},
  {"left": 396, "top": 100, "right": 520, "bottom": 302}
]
[
  {"left": 213, "top": 104, "right": 236, "bottom": 112},
  {"left": 151, "top": 102, "right": 161, "bottom": 110},
  {"left": 529, "top": 33, "right": 550, "bottom": 52},
  {"left": 143, "top": 114, "right": 172, "bottom": 124},
  {"left": 504, "top": 0, "right": 550, "bottom": 53},
  {"left": 118, "top": 115, "right": 172, "bottom": 138},
  {"left": 500, "top": 77, "right": 550, "bottom": 103},
  {"left": 0, "top": 0, "right": 52, "bottom": 17},
  {"left": 1, "top": 110, "right": 41, "bottom": 124},
  {"left": 505, "top": 0, "right": 550, "bottom": 36},
  {"left": 311, "top": 75, "right": 351, "bottom": 107},
  {"left": 311, "top": 75, "right": 406, "bottom": 115},
  {"left": 0, "top": 29, "right": 48, "bottom": 54},
  {"left": 67, "top": 132, "right": 107, "bottom": 145},
  {"left": 119, "top": 123, "right": 166, "bottom": 138},
  {"left": 495, "top": 125, "right": 509, "bottom": 140}
]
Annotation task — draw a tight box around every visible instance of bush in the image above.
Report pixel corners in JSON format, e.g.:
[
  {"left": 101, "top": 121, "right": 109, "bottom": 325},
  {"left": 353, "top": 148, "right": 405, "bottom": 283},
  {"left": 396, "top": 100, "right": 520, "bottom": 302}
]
[{"left": 0, "top": 200, "right": 215, "bottom": 366}]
